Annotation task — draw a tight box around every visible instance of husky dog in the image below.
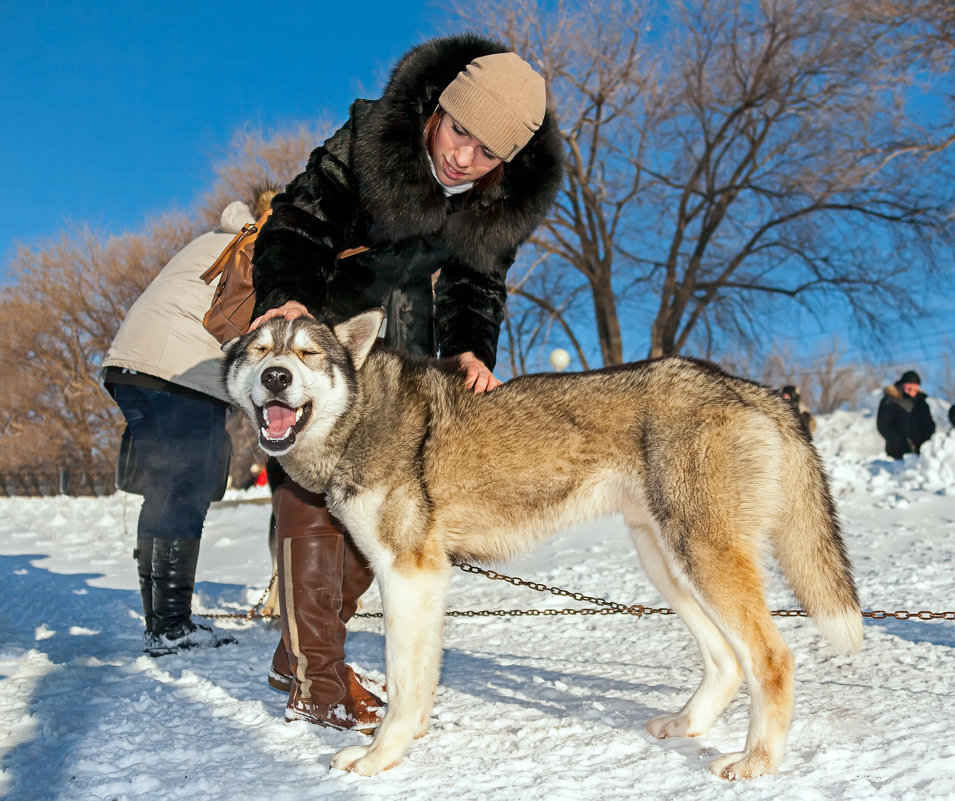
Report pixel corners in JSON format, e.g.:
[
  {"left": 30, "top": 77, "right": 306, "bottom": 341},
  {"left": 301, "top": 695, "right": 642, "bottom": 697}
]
[{"left": 224, "top": 310, "right": 862, "bottom": 780}]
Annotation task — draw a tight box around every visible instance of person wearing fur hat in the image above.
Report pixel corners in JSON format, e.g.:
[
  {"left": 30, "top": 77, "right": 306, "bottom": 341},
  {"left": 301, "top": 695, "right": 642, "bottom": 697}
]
[
  {"left": 780, "top": 384, "right": 816, "bottom": 436},
  {"left": 248, "top": 34, "right": 564, "bottom": 733},
  {"left": 876, "top": 369, "right": 936, "bottom": 459},
  {"left": 102, "top": 189, "right": 276, "bottom": 657}
]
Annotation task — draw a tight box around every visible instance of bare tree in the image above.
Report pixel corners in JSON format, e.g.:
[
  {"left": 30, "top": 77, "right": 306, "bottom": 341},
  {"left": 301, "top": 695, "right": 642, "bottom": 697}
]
[
  {"left": 0, "top": 214, "right": 198, "bottom": 493},
  {"left": 0, "top": 123, "right": 324, "bottom": 494},
  {"left": 853, "top": 0, "right": 955, "bottom": 60},
  {"left": 502, "top": 251, "right": 593, "bottom": 374},
  {"left": 481, "top": 0, "right": 656, "bottom": 366},
  {"left": 198, "top": 123, "right": 329, "bottom": 228},
  {"left": 810, "top": 350, "right": 885, "bottom": 415},
  {"left": 723, "top": 336, "right": 881, "bottom": 413},
  {"left": 475, "top": 0, "right": 955, "bottom": 365}
]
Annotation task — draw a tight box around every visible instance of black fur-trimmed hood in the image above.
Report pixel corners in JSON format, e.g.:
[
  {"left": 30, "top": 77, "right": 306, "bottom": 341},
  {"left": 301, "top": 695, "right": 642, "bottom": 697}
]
[
  {"left": 884, "top": 383, "right": 927, "bottom": 402},
  {"left": 350, "top": 33, "right": 565, "bottom": 273}
]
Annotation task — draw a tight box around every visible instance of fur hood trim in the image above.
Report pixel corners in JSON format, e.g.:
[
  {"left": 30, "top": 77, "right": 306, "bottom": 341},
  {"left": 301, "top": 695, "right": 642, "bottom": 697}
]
[
  {"left": 351, "top": 34, "right": 564, "bottom": 273},
  {"left": 884, "top": 383, "right": 926, "bottom": 401}
]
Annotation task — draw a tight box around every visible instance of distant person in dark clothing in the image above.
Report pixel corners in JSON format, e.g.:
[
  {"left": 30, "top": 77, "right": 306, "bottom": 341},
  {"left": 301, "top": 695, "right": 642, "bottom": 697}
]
[
  {"left": 780, "top": 385, "right": 816, "bottom": 435},
  {"left": 949, "top": 403, "right": 955, "bottom": 427},
  {"left": 876, "top": 370, "right": 936, "bottom": 459}
]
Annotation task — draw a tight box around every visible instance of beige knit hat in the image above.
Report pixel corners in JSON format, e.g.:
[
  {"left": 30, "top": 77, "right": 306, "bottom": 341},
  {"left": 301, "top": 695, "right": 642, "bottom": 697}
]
[{"left": 438, "top": 52, "right": 546, "bottom": 162}]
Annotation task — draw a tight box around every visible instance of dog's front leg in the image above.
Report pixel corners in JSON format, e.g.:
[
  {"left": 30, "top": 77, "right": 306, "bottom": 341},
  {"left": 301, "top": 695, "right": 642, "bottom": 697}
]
[{"left": 331, "top": 556, "right": 450, "bottom": 775}]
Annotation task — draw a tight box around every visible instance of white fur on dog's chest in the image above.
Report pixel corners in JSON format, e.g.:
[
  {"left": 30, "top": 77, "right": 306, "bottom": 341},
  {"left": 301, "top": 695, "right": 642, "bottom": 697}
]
[{"left": 329, "top": 486, "right": 391, "bottom": 570}]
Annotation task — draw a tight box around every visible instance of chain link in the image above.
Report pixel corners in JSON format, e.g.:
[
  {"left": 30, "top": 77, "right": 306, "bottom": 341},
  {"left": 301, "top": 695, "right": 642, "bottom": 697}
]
[
  {"left": 864, "top": 609, "right": 955, "bottom": 621},
  {"left": 201, "top": 572, "right": 279, "bottom": 620},
  {"left": 196, "top": 559, "right": 954, "bottom": 622},
  {"left": 448, "top": 560, "right": 661, "bottom": 618}
]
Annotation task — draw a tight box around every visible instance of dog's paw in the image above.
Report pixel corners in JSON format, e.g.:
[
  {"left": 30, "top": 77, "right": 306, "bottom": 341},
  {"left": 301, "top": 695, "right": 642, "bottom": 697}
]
[
  {"left": 330, "top": 744, "right": 399, "bottom": 776},
  {"left": 330, "top": 745, "right": 370, "bottom": 772},
  {"left": 413, "top": 715, "right": 430, "bottom": 740},
  {"left": 646, "top": 712, "right": 698, "bottom": 739},
  {"left": 708, "top": 748, "right": 776, "bottom": 780}
]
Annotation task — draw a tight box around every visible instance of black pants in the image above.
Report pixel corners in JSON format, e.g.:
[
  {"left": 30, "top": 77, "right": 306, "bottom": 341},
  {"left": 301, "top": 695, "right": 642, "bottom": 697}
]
[{"left": 112, "top": 383, "right": 229, "bottom": 539}]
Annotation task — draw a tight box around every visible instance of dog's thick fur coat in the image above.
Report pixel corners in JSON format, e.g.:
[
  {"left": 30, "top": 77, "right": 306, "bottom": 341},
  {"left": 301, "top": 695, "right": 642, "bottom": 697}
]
[{"left": 224, "top": 312, "right": 862, "bottom": 780}]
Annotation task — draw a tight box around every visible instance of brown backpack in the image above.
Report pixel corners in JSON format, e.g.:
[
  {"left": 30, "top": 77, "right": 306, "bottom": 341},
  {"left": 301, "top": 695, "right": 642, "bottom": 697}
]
[
  {"left": 200, "top": 209, "right": 271, "bottom": 344},
  {"left": 200, "top": 209, "right": 369, "bottom": 345}
]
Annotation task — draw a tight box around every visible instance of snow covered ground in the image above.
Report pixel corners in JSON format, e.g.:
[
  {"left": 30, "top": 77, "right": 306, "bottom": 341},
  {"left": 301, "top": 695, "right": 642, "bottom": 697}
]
[{"left": 1, "top": 393, "right": 953, "bottom": 800}]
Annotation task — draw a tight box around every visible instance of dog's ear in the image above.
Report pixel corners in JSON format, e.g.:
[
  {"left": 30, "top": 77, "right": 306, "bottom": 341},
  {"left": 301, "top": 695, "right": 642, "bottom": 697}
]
[
  {"left": 220, "top": 336, "right": 240, "bottom": 354},
  {"left": 333, "top": 309, "right": 385, "bottom": 370}
]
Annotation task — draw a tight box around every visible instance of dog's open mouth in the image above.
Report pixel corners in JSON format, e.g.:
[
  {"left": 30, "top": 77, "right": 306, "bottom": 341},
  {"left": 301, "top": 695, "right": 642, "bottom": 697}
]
[{"left": 255, "top": 401, "right": 312, "bottom": 454}]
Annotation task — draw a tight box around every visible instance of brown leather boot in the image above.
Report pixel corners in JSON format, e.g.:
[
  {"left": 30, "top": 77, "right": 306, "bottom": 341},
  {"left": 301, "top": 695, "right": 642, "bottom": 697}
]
[
  {"left": 268, "top": 492, "right": 376, "bottom": 692},
  {"left": 270, "top": 481, "right": 383, "bottom": 733}
]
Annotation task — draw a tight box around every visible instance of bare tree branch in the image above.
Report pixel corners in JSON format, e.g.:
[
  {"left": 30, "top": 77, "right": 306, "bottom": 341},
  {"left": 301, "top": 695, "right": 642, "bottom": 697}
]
[{"left": 471, "top": 0, "right": 955, "bottom": 364}]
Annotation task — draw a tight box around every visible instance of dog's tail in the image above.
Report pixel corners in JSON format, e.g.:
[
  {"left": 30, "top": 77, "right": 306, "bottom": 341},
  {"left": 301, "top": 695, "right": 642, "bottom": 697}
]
[{"left": 773, "top": 424, "right": 863, "bottom": 653}]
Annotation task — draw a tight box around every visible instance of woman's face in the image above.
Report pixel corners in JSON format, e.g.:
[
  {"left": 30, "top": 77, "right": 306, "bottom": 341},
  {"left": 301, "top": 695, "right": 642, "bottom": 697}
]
[{"left": 430, "top": 113, "right": 502, "bottom": 187}]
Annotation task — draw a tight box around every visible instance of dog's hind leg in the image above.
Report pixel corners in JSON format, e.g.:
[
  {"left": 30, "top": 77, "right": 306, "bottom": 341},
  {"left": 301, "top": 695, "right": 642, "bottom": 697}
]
[
  {"left": 672, "top": 533, "right": 794, "bottom": 780},
  {"left": 330, "top": 554, "right": 451, "bottom": 776},
  {"left": 630, "top": 526, "right": 743, "bottom": 739},
  {"left": 702, "top": 598, "right": 794, "bottom": 778}
]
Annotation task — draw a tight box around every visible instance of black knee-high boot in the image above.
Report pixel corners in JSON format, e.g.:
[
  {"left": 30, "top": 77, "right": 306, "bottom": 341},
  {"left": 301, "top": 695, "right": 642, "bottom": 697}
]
[
  {"left": 134, "top": 537, "right": 155, "bottom": 637},
  {"left": 145, "top": 537, "right": 235, "bottom": 657},
  {"left": 152, "top": 537, "right": 201, "bottom": 633}
]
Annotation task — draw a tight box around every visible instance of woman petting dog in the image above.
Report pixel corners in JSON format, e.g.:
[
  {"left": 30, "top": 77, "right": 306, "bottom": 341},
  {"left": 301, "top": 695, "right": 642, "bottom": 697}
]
[{"left": 248, "top": 34, "right": 564, "bottom": 731}]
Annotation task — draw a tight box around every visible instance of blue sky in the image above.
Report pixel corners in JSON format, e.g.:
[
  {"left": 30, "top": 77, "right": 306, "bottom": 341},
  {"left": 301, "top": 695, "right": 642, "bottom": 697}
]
[
  {"left": 3, "top": 2, "right": 953, "bottom": 392},
  {"left": 1, "top": 0, "right": 442, "bottom": 274}
]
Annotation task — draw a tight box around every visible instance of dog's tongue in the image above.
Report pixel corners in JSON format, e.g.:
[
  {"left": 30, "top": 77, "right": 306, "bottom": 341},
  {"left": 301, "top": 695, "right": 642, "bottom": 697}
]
[{"left": 264, "top": 402, "right": 296, "bottom": 437}]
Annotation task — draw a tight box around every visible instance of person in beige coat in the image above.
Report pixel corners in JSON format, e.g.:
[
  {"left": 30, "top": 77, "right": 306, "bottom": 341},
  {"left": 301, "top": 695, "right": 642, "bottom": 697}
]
[{"left": 102, "top": 194, "right": 272, "bottom": 656}]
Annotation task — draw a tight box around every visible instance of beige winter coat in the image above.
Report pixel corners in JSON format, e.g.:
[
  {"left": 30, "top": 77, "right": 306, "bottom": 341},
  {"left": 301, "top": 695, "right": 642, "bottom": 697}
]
[{"left": 102, "top": 202, "right": 254, "bottom": 403}]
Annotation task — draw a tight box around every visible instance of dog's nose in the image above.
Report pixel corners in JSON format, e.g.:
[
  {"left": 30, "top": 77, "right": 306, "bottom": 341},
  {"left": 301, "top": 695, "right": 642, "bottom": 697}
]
[{"left": 261, "top": 366, "right": 293, "bottom": 393}]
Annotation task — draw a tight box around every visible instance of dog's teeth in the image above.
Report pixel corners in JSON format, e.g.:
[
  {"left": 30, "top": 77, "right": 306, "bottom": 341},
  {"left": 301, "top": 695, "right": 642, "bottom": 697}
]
[
  {"left": 260, "top": 425, "right": 294, "bottom": 442},
  {"left": 295, "top": 407, "right": 303, "bottom": 422}
]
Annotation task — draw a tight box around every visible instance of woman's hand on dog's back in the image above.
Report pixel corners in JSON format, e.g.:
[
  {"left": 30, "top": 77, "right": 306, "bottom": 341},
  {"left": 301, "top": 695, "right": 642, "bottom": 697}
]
[{"left": 455, "top": 351, "right": 502, "bottom": 393}]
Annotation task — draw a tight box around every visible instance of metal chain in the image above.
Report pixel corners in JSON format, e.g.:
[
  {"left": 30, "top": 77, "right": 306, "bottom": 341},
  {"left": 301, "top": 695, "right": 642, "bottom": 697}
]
[
  {"left": 202, "top": 572, "right": 278, "bottom": 620},
  {"left": 863, "top": 609, "right": 955, "bottom": 621},
  {"left": 446, "top": 560, "right": 663, "bottom": 618},
  {"left": 196, "top": 559, "right": 954, "bottom": 622},
  {"left": 444, "top": 562, "right": 952, "bottom": 621}
]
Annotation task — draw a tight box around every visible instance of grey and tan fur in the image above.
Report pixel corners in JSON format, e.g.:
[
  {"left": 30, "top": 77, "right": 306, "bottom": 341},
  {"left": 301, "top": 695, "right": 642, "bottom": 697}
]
[{"left": 224, "top": 310, "right": 862, "bottom": 780}]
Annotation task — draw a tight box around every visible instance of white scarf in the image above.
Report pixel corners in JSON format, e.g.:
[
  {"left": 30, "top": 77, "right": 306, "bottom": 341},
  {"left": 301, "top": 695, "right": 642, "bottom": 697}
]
[{"left": 427, "top": 153, "right": 474, "bottom": 196}]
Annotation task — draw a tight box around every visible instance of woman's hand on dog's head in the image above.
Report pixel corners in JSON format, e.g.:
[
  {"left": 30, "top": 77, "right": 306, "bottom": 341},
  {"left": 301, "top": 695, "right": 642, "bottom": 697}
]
[{"left": 249, "top": 301, "right": 314, "bottom": 331}]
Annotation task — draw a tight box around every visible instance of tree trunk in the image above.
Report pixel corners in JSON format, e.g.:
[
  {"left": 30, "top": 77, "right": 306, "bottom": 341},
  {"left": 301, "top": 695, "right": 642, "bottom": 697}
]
[
  {"left": 648, "top": 307, "right": 678, "bottom": 359},
  {"left": 590, "top": 275, "right": 624, "bottom": 365}
]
